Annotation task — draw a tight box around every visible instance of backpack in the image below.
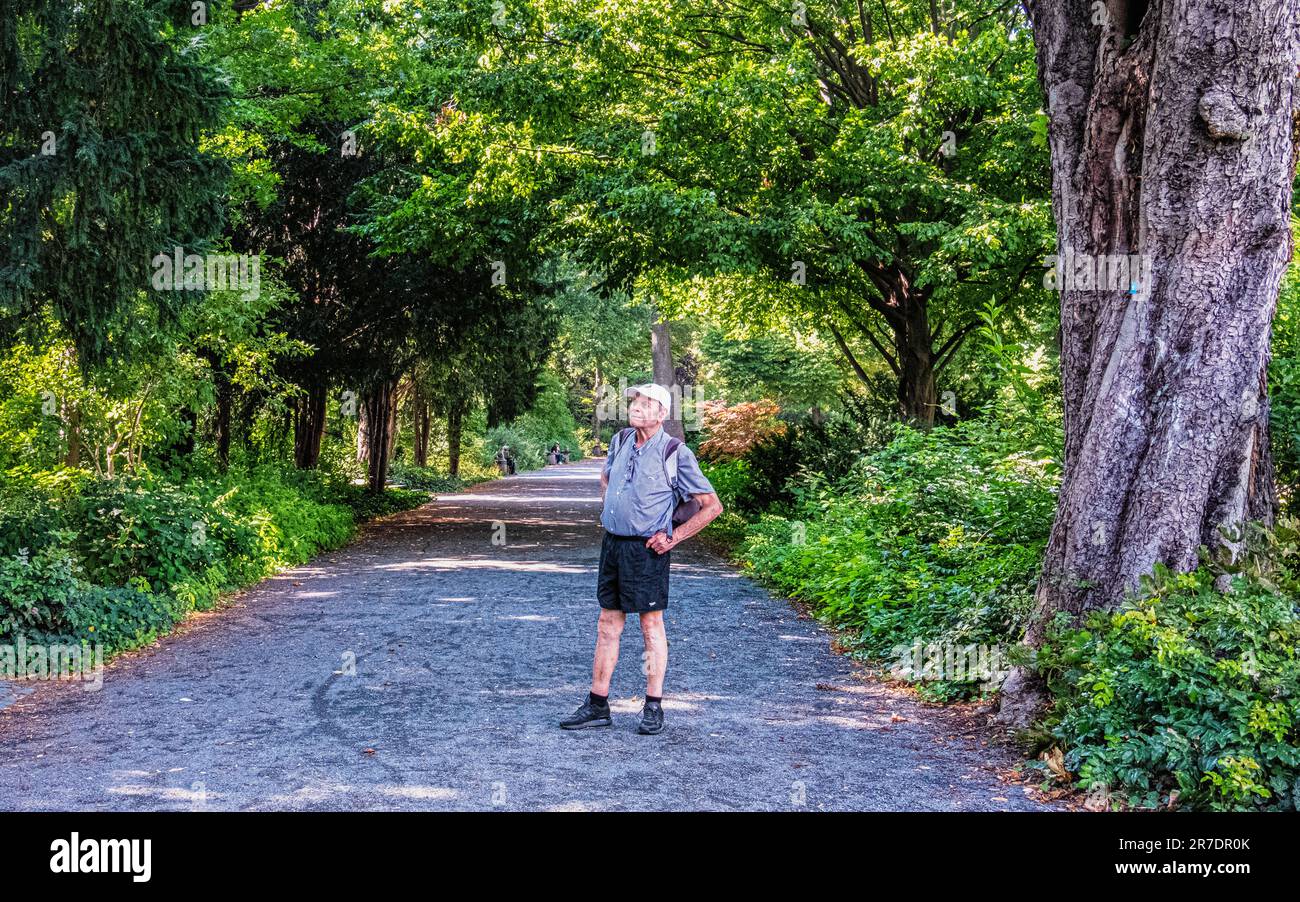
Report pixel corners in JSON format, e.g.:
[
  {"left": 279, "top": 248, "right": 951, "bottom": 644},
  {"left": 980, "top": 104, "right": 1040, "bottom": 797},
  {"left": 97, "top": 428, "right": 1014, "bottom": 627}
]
[{"left": 613, "top": 427, "right": 702, "bottom": 527}]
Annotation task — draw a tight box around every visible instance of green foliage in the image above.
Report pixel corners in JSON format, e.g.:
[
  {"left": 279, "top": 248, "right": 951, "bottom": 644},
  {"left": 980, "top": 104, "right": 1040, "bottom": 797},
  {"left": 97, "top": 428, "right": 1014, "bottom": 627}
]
[
  {"left": 387, "top": 462, "right": 484, "bottom": 494},
  {"left": 0, "top": 0, "right": 231, "bottom": 366},
  {"left": 0, "top": 465, "right": 427, "bottom": 657},
  {"left": 479, "top": 371, "right": 587, "bottom": 470},
  {"left": 1038, "top": 520, "right": 1300, "bottom": 811},
  {"left": 698, "top": 327, "right": 846, "bottom": 411},
  {"left": 738, "top": 417, "right": 1059, "bottom": 697},
  {"left": 63, "top": 585, "right": 189, "bottom": 653},
  {"left": 695, "top": 457, "right": 753, "bottom": 546},
  {"left": 728, "top": 409, "right": 892, "bottom": 518},
  {"left": 69, "top": 477, "right": 239, "bottom": 595},
  {"left": 972, "top": 299, "right": 1063, "bottom": 463},
  {"left": 1269, "top": 216, "right": 1300, "bottom": 509},
  {"left": 698, "top": 458, "right": 751, "bottom": 514},
  {"left": 0, "top": 539, "right": 185, "bottom": 655},
  {"left": 0, "top": 544, "right": 84, "bottom": 638}
]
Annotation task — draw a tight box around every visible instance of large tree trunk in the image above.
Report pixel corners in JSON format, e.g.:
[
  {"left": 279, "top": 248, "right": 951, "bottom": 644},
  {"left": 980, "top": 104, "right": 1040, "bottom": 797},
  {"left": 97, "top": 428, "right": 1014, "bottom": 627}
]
[
  {"left": 413, "top": 398, "right": 431, "bottom": 467},
  {"left": 293, "top": 379, "right": 328, "bottom": 469},
  {"left": 363, "top": 378, "right": 399, "bottom": 494},
  {"left": 833, "top": 269, "right": 949, "bottom": 428},
  {"left": 356, "top": 401, "right": 370, "bottom": 463},
  {"left": 446, "top": 403, "right": 464, "bottom": 477},
  {"left": 650, "top": 314, "right": 685, "bottom": 440},
  {"left": 894, "top": 295, "right": 939, "bottom": 427},
  {"left": 592, "top": 361, "right": 603, "bottom": 443},
  {"left": 63, "top": 400, "right": 82, "bottom": 468},
  {"left": 998, "top": 0, "right": 1298, "bottom": 726}
]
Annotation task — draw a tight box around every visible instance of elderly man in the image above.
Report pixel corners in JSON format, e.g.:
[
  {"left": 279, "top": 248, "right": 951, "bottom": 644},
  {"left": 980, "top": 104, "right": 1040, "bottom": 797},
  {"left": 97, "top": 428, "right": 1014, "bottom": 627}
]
[{"left": 559, "top": 383, "right": 723, "bottom": 735}]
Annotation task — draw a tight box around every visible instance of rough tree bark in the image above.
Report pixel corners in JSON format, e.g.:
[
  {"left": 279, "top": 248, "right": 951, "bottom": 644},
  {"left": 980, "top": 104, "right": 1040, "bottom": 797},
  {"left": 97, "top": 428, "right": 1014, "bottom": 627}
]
[
  {"left": 293, "top": 379, "right": 328, "bottom": 470},
  {"left": 356, "top": 402, "right": 370, "bottom": 463},
  {"left": 446, "top": 402, "right": 464, "bottom": 477},
  {"left": 362, "top": 378, "right": 399, "bottom": 494},
  {"left": 412, "top": 396, "right": 431, "bottom": 468},
  {"left": 650, "top": 314, "right": 686, "bottom": 440},
  {"left": 997, "top": 0, "right": 1299, "bottom": 726},
  {"left": 592, "top": 361, "right": 604, "bottom": 443}
]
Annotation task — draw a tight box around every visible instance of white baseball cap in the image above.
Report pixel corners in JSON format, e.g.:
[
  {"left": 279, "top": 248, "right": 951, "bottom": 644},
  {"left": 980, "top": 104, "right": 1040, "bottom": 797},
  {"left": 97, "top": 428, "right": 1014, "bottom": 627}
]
[{"left": 625, "top": 382, "right": 672, "bottom": 413}]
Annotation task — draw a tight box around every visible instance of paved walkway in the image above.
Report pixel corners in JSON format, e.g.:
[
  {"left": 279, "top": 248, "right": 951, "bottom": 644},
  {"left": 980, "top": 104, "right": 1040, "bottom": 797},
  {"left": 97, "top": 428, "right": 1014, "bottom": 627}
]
[{"left": 0, "top": 458, "right": 1053, "bottom": 810}]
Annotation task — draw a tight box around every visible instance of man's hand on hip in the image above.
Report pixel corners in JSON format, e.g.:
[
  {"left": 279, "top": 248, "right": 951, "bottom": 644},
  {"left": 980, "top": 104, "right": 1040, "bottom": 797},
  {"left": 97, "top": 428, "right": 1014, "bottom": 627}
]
[{"left": 646, "top": 531, "right": 675, "bottom": 554}]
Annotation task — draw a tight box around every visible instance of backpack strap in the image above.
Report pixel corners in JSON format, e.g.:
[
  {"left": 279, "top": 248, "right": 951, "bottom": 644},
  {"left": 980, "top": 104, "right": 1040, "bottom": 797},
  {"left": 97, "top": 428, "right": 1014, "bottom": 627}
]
[
  {"left": 611, "top": 426, "right": 634, "bottom": 458},
  {"left": 662, "top": 436, "right": 683, "bottom": 495}
]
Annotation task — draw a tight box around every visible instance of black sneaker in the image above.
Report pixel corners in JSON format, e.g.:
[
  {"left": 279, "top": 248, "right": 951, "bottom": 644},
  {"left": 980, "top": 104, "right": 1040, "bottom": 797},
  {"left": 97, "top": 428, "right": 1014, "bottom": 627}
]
[
  {"left": 559, "top": 697, "right": 612, "bottom": 730},
  {"left": 637, "top": 701, "right": 664, "bottom": 735}
]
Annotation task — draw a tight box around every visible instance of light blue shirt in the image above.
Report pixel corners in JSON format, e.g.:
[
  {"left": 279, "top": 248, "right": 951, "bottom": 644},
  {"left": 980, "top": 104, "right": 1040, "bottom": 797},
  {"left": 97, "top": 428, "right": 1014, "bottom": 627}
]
[{"left": 600, "top": 426, "right": 716, "bottom": 538}]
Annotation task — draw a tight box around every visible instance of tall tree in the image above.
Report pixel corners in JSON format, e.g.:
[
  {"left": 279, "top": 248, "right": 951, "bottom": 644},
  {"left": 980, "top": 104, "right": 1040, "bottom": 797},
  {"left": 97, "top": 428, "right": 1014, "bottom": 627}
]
[
  {"left": 0, "top": 0, "right": 230, "bottom": 366},
  {"left": 540, "top": 0, "right": 1052, "bottom": 426},
  {"left": 650, "top": 312, "right": 685, "bottom": 440},
  {"left": 997, "top": 0, "right": 1300, "bottom": 725}
]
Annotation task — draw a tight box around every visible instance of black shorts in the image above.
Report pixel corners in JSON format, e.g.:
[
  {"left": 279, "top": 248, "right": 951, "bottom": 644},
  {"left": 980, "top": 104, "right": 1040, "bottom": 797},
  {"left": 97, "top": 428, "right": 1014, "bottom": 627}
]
[{"left": 597, "top": 532, "right": 670, "bottom": 614}]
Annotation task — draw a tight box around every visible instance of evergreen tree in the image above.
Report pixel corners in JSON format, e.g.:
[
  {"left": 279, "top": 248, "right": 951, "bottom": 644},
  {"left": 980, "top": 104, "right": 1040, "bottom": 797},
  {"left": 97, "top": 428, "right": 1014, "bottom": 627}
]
[{"left": 0, "top": 0, "right": 231, "bottom": 366}]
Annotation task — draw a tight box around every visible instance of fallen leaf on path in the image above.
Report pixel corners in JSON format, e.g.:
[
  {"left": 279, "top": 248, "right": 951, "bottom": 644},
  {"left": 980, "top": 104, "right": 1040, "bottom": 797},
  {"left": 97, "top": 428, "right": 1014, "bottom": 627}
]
[{"left": 1040, "top": 746, "right": 1072, "bottom": 782}]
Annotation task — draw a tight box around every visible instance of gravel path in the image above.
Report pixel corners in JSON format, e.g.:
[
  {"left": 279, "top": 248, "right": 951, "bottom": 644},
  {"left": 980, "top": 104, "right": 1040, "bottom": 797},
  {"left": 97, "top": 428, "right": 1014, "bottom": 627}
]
[{"left": 0, "top": 458, "right": 1054, "bottom": 811}]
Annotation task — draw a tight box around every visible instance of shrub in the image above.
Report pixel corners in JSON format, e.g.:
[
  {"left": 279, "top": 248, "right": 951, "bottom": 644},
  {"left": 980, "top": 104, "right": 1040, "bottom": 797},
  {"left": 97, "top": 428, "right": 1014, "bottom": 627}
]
[
  {"left": 0, "top": 487, "right": 67, "bottom": 556},
  {"left": 739, "top": 417, "right": 1059, "bottom": 699},
  {"left": 207, "top": 471, "right": 353, "bottom": 587},
  {"left": 69, "top": 476, "right": 237, "bottom": 595},
  {"left": 697, "top": 399, "right": 786, "bottom": 461},
  {"left": 63, "top": 585, "right": 189, "bottom": 652},
  {"left": 1038, "top": 520, "right": 1300, "bottom": 811},
  {"left": 482, "top": 423, "right": 544, "bottom": 471},
  {"left": 0, "top": 544, "right": 85, "bottom": 638},
  {"left": 387, "top": 461, "right": 489, "bottom": 494},
  {"left": 695, "top": 458, "right": 753, "bottom": 547},
  {"left": 0, "top": 544, "right": 185, "bottom": 655},
  {"left": 0, "top": 464, "right": 429, "bottom": 655},
  {"left": 730, "top": 409, "right": 891, "bottom": 518}
]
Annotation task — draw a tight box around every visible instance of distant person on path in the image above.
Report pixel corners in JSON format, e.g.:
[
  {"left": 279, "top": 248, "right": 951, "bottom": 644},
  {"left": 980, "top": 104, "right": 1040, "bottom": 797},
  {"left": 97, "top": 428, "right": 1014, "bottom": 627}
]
[
  {"left": 496, "top": 444, "right": 516, "bottom": 475},
  {"left": 559, "top": 383, "right": 723, "bottom": 735}
]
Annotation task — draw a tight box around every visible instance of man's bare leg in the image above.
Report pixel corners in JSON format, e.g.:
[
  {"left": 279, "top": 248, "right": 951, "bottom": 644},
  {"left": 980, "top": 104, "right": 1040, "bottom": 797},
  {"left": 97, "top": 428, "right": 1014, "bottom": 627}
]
[
  {"left": 590, "top": 608, "right": 625, "bottom": 695},
  {"left": 640, "top": 610, "right": 667, "bottom": 697}
]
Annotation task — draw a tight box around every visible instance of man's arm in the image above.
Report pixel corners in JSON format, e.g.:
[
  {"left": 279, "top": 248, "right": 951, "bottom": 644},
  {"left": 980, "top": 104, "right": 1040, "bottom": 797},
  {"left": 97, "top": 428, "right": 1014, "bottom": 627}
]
[
  {"left": 646, "top": 491, "right": 723, "bottom": 553},
  {"left": 673, "top": 492, "right": 723, "bottom": 544},
  {"left": 600, "top": 467, "right": 609, "bottom": 502},
  {"left": 645, "top": 443, "right": 721, "bottom": 553}
]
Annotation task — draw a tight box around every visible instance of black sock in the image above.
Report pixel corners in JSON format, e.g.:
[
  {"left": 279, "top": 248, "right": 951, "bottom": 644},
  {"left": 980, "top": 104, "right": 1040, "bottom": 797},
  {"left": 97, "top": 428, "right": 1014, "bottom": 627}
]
[
  {"left": 645, "top": 694, "right": 661, "bottom": 706},
  {"left": 589, "top": 690, "right": 608, "bottom": 708}
]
